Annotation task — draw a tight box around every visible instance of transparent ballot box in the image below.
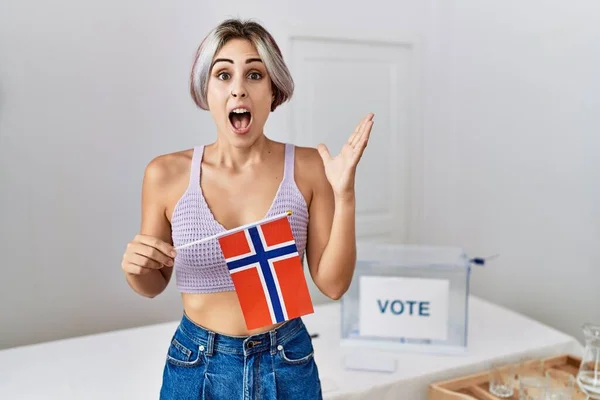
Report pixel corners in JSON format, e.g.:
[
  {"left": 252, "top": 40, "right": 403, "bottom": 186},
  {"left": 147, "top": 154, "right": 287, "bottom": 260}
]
[{"left": 341, "top": 242, "right": 472, "bottom": 355}]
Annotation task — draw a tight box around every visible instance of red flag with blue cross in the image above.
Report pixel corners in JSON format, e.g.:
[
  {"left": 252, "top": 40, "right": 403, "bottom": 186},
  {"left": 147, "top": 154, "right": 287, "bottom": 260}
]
[{"left": 217, "top": 212, "right": 314, "bottom": 330}]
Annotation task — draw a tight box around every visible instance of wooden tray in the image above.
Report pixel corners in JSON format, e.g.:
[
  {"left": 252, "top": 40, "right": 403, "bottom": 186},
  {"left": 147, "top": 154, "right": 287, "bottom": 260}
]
[{"left": 428, "top": 354, "right": 586, "bottom": 399}]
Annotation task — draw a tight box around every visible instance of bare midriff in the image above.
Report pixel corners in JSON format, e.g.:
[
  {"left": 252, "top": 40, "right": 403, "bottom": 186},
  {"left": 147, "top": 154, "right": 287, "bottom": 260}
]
[{"left": 181, "top": 292, "right": 282, "bottom": 336}]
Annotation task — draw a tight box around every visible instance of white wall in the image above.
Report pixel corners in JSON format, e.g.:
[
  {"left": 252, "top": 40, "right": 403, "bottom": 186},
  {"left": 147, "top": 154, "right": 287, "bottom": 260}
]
[
  {"left": 419, "top": 0, "right": 600, "bottom": 342},
  {"left": 1, "top": 0, "right": 597, "bottom": 350}
]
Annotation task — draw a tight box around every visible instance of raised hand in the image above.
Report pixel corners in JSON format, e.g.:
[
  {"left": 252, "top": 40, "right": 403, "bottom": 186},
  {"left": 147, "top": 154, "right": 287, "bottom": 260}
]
[{"left": 316, "top": 113, "right": 374, "bottom": 199}]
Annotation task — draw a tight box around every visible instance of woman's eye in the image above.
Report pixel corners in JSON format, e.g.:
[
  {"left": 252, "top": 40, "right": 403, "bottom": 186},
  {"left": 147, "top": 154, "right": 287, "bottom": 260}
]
[{"left": 217, "top": 72, "right": 261, "bottom": 80}]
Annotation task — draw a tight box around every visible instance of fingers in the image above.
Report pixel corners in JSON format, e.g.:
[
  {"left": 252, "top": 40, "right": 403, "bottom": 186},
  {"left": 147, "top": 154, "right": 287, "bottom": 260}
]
[
  {"left": 350, "top": 123, "right": 365, "bottom": 148},
  {"left": 324, "top": 113, "right": 374, "bottom": 168},
  {"left": 121, "top": 247, "right": 170, "bottom": 276},
  {"left": 122, "top": 235, "right": 176, "bottom": 276},
  {"left": 122, "top": 261, "right": 153, "bottom": 276},
  {"left": 124, "top": 252, "right": 165, "bottom": 270},
  {"left": 347, "top": 125, "right": 361, "bottom": 146},
  {"left": 350, "top": 113, "right": 375, "bottom": 148},
  {"left": 347, "top": 114, "right": 369, "bottom": 145},
  {"left": 131, "top": 241, "right": 174, "bottom": 266},
  {"left": 135, "top": 234, "right": 176, "bottom": 258},
  {"left": 317, "top": 143, "right": 331, "bottom": 162},
  {"left": 352, "top": 120, "right": 374, "bottom": 162},
  {"left": 349, "top": 125, "right": 363, "bottom": 147}
]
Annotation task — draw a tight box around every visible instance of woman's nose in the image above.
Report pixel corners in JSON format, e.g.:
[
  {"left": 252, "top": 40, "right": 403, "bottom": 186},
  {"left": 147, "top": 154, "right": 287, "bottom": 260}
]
[{"left": 231, "top": 85, "right": 247, "bottom": 98}]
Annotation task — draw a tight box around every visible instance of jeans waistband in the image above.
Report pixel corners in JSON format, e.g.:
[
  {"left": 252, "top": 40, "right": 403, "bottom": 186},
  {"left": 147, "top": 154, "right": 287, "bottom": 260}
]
[{"left": 178, "top": 313, "right": 307, "bottom": 356}]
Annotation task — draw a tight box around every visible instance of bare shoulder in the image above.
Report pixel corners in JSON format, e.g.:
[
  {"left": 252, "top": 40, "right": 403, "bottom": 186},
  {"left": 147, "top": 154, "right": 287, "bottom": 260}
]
[
  {"left": 142, "top": 149, "right": 194, "bottom": 215},
  {"left": 294, "top": 145, "right": 321, "bottom": 164},
  {"left": 293, "top": 145, "right": 330, "bottom": 206},
  {"left": 144, "top": 149, "right": 193, "bottom": 185},
  {"left": 295, "top": 145, "right": 327, "bottom": 180}
]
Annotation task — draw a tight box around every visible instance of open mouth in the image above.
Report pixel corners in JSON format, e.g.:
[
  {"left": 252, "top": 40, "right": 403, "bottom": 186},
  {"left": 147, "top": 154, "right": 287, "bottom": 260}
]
[{"left": 228, "top": 108, "right": 252, "bottom": 135}]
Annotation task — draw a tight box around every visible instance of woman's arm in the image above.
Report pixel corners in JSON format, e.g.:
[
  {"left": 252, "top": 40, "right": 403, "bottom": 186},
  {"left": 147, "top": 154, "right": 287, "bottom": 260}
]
[
  {"left": 123, "top": 156, "right": 177, "bottom": 298},
  {"left": 305, "top": 113, "right": 374, "bottom": 300},
  {"left": 305, "top": 167, "right": 356, "bottom": 299}
]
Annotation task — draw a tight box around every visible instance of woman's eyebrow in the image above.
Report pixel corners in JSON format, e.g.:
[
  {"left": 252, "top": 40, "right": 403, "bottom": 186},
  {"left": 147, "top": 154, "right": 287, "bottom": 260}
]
[{"left": 212, "top": 57, "right": 263, "bottom": 68}]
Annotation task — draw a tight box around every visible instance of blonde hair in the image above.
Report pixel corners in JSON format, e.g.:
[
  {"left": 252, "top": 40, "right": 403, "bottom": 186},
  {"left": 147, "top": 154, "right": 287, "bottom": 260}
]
[{"left": 190, "top": 19, "right": 294, "bottom": 112}]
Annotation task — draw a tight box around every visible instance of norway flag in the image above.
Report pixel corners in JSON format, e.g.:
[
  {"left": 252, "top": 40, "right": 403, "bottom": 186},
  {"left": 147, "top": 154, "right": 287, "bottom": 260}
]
[{"left": 217, "top": 214, "right": 314, "bottom": 330}]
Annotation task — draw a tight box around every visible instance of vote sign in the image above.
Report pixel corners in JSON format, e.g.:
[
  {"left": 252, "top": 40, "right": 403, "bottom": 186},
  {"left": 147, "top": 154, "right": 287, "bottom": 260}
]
[{"left": 358, "top": 275, "right": 450, "bottom": 341}]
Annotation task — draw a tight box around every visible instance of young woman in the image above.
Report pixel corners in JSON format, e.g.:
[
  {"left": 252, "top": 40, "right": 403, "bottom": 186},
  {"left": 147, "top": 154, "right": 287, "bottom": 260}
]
[{"left": 121, "top": 18, "right": 374, "bottom": 400}]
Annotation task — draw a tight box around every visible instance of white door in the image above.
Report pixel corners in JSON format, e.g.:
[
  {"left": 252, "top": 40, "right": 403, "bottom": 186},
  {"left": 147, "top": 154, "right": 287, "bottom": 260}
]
[
  {"left": 283, "top": 33, "right": 423, "bottom": 304},
  {"left": 287, "top": 35, "right": 422, "bottom": 244}
]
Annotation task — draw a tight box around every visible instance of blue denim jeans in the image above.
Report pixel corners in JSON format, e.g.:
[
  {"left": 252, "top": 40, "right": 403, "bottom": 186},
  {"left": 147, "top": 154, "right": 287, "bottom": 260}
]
[{"left": 160, "top": 313, "right": 322, "bottom": 399}]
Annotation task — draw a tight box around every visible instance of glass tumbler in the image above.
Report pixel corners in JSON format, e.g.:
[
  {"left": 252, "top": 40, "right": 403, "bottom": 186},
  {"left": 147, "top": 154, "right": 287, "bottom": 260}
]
[{"left": 489, "top": 362, "right": 515, "bottom": 398}]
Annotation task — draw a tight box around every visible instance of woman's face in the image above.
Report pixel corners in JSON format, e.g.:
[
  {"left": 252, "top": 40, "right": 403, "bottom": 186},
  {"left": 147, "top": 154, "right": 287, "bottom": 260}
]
[{"left": 206, "top": 38, "right": 274, "bottom": 147}]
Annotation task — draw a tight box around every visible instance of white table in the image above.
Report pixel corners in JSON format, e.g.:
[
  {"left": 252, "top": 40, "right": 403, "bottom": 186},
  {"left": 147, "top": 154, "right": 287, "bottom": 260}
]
[{"left": 0, "top": 296, "right": 583, "bottom": 400}]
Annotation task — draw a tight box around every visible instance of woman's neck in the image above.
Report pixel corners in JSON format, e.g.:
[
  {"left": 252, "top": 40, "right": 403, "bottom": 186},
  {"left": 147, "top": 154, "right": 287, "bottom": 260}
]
[{"left": 209, "top": 134, "right": 274, "bottom": 170}]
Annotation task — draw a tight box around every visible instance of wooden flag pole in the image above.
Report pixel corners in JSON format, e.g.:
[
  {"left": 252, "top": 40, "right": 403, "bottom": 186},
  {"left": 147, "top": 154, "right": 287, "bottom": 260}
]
[{"left": 174, "top": 210, "right": 293, "bottom": 250}]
